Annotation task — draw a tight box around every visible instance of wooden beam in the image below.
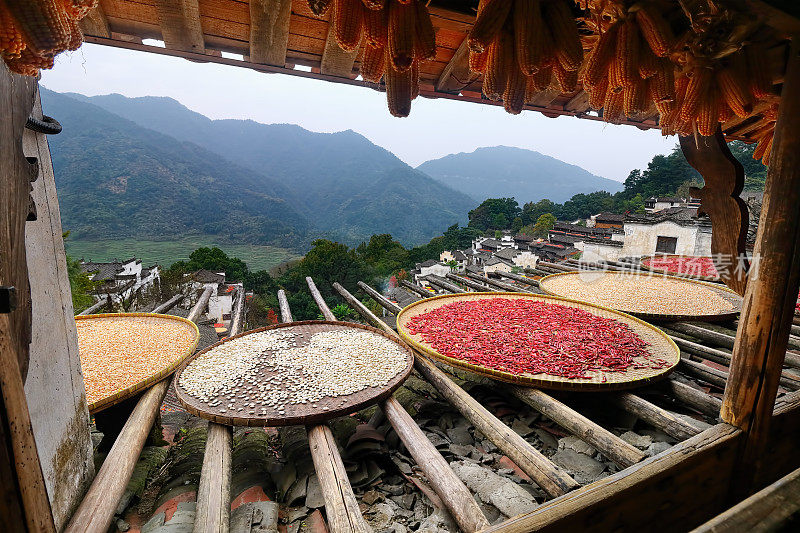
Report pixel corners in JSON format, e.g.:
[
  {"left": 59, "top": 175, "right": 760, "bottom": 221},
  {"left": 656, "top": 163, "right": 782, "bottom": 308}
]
[
  {"left": 512, "top": 389, "right": 646, "bottom": 468},
  {"left": 424, "top": 275, "right": 466, "bottom": 294},
  {"left": 481, "top": 424, "right": 742, "bottom": 533},
  {"left": 750, "top": 1, "right": 800, "bottom": 35},
  {"left": 679, "top": 131, "right": 749, "bottom": 295},
  {"left": 154, "top": 0, "right": 205, "bottom": 53},
  {"left": 435, "top": 36, "right": 479, "bottom": 93},
  {"left": 465, "top": 272, "right": 533, "bottom": 293},
  {"left": 612, "top": 393, "right": 704, "bottom": 441},
  {"left": 77, "top": 297, "right": 109, "bottom": 316},
  {"left": 691, "top": 465, "right": 800, "bottom": 532},
  {"left": 65, "top": 286, "right": 213, "bottom": 533},
  {"left": 357, "top": 281, "right": 401, "bottom": 313},
  {"left": 277, "top": 289, "right": 293, "bottom": 322},
  {"left": 79, "top": 4, "right": 111, "bottom": 38},
  {"left": 446, "top": 273, "right": 491, "bottom": 291},
  {"left": 311, "top": 280, "right": 489, "bottom": 531},
  {"left": 663, "top": 379, "right": 722, "bottom": 418},
  {"left": 249, "top": 0, "right": 292, "bottom": 66},
  {"left": 320, "top": 18, "right": 359, "bottom": 77},
  {"left": 151, "top": 293, "right": 184, "bottom": 314},
  {"left": 722, "top": 35, "right": 800, "bottom": 497},
  {"left": 400, "top": 279, "right": 430, "bottom": 297},
  {"left": 332, "top": 282, "right": 580, "bottom": 498},
  {"left": 194, "top": 284, "right": 245, "bottom": 533}
]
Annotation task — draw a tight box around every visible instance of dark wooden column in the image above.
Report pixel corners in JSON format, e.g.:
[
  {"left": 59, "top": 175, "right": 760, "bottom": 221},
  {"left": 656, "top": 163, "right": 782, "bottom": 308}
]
[
  {"left": 0, "top": 66, "right": 56, "bottom": 531},
  {"left": 679, "top": 130, "right": 749, "bottom": 295},
  {"left": 722, "top": 35, "right": 800, "bottom": 496}
]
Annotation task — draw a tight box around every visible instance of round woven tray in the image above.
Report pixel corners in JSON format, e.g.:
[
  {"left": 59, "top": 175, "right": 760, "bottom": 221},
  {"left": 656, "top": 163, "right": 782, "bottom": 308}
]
[
  {"left": 396, "top": 292, "right": 679, "bottom": 391},
  {"left": 174, "top": 321, "right": 414, "bottom": 427},
  {"left": 639, "top": 255, "right": 721, "bottom": 282},
  {"left": 538, "top": 270, "right": 742, "bottom": 322},
  {"left": 75, "top": 313, "right": 200, "bottom": 413}
]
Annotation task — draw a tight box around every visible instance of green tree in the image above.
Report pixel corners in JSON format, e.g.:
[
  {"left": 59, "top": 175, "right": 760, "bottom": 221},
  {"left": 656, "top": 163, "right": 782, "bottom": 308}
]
[
  {"left": 468, "top": 198, "right": 520, "bottom": 231},
  {"left": 66, "top": 255, "right": 97, "bottom": 312},
  {"left": 512, "top": 217, "right": 524, "bottom": 233},
  {"left": 532, "top": 213, "right": 556, "bottom": 238},
  {"left": 170, "top": 246, "right": 250, "bottom": 283}
]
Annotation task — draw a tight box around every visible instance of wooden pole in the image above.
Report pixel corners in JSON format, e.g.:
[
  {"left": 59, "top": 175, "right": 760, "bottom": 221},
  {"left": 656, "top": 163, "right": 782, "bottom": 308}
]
[
  {"left": 465, "top": 273, "right": 532, "bottom": 293},
  {"left": 65, "top": 286, "right": 213, "bottom": 533},
  {"left": 612, "top": 393, "right": 703, "bottom": 441},
  {"left": 286, "top": 284, "right": 371, "bottom": 533},
  {"left": 307, "top": 277, "right": 335, "bottom": 320},
  {"left": 424, "top": 275, "right": 466, "bottom": 294},
  {"left": 723, "top": 39, "right": 800, "bottom": 495},
  {"left": 195, "top": 285, "right": 243, "bottom": 533},
  {"left": 357, "top": 281, "right": 399, "bottom": 312},
  {"left": 311, "top": 280, "right": 489, "bottom": 531},
  {"left": 445, "top": 273, "right": 491, "bottom": 291},
  {"left": 151, "top": 293, "right": 184, "bottom": 314},
  {"left": 664, "top": 380, "right": 722, "bottom": 418},
  {"left": 77, "top": 298, "right": 109, "bottom": 316},
  {"left": 400, "top": 280, "right": 430, "bottom": 297}
]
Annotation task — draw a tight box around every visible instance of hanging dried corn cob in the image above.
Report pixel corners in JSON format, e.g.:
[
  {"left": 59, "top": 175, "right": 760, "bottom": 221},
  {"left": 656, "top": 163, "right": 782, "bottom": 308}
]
[
  {"left": 313, "top": 0, "right": 436, "bottom": 116},
  {"left": 0, "top": 3, "right": 26, "bottom": 60},
  {"left": 668, "top": 0, "right": 774, "bottom": 137},
  {"left": 750, "top": 105, "right": 777, "bottom": 165},
  {"left": 2, "top": 0, "right": 96, "bottom": 76},
  {"left": 581, "top": 0, "right": 678, "bottom": 124},
  {"left": 468, "top": 0, "right": 583, "bottom": 115}
]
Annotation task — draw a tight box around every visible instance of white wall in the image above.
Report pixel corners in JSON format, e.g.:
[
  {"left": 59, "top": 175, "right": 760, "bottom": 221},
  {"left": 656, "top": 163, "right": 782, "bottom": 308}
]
[
  {"left": 582, "top": 242, "right": 623, "bottom": 262},
  {"left": 484, "top": 262, "right": 513, "bottom": 274},
  {"left": 622, "top": 221, "right": 710, "bottom": 257},
  {"left": 23, "top": 94, "right": 95, "bottom": 529},
  {"left": 512, "top": 251, "right": 538, "bottom": 269}
]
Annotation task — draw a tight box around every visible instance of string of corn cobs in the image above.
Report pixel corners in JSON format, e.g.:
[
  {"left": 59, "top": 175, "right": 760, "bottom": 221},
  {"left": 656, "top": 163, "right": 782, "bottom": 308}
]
[
  {"left": 0, "top": 0, "right": 95, "bottom": 76},
  {"left": 467, "top": 0, "right": 584, "bottom": 115},
  {"left": 580, "top": 0, "right": 677, "bottom": 124},
  {"left": 310, "top": 0, "right": 436, "bottom": 117}
]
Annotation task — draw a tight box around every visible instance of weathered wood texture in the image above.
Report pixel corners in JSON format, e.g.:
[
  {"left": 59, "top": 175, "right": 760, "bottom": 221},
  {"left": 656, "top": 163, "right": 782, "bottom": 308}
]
[
  {"left": 664, "top": 379, "right": 722, "bottom": 418},
  {"left": 307, "top": 277, "right": 335, "bottom": 320},
  {"left": 512, "top": 388, "right": 646, "bottom": 468},
  {"left": 307, "top": 425, "right": 372, "bottom": 533},
  {"left": 155, "top": 0, "right": 205, "bottom": 52},
  {"left": 691, "top": 466, "right": 800, "bottom": 533},
  {"left": 678, "top": 131, "right": 749, "bottom": 295},
  {"left": 721, "top": 36, "right": 800, "bottom": 496},
  {"left": 64, "top": 288, "right": 212, "bottom": 533},
  {"left": 435, "top": 36, "right": 478, "bottom": 93},
  {"left": 383, "top": 397, "right": 490, "bottom": 532},
  {"left": 277, "top": 289, "right": 293, "bottom": 323},
  {"left": 193, "top": 422, "right": 232, "bottom": 533},
  {"left": 0, "top": 64, "right": 55, "bottom": 533},
  {"left": 320, "top": 16, "right": 359, "bottom": 77},
  {"left": 612, "top": 393, "right": 703, "bottom": 441},
  {"left": 249, "top": 0, "right": 292, "bottom": 66},
  {"left": 446, "top": 273, "right": 491, "bottom": 291},
  {"left": 357, "top": 281, "right": 399, "bottom": 313},
  {"left": 77, "top": 297, "right": 109, "bottom": 316},
  {"left": 79, "top": 4, "right": 111, "bottom": 38},
  {"left": 64, "top": 381, "right": 169, "bottom": 533},
  {"left": 151, "top": 293, "right": 184, "bottom": 314},
  {"left": 482, "top": 424, "right": 742, "bottom": 533}
]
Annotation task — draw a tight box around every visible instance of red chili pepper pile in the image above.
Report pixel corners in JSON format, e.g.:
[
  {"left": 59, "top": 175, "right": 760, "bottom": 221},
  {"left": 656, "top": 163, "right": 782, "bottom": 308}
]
[
  {"left": 642, "top": 256, "right": 719, "bottom": 278},
  {"left": 406, "top": 299, "right": 671, "bottom": 379}
]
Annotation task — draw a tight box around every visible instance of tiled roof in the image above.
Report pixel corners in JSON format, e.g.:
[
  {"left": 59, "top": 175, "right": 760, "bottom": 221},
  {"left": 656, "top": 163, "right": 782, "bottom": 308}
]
[{"left": 494, "top": 248, "right": 520, "bottom": 260}]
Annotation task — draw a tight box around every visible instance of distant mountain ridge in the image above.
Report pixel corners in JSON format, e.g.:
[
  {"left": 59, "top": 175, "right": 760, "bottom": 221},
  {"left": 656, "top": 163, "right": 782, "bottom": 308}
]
[
  {"left": 417, "top": 146, "right": 623, "bottom": 204},
  {"left": 59, "top": 91, "right": 475, "bottom": 246}
]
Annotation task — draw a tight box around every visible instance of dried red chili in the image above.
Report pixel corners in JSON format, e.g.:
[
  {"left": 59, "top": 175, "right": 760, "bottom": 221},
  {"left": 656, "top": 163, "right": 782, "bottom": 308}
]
[{"left": 406, "top": 298, "right": 670, "bottom": 379}]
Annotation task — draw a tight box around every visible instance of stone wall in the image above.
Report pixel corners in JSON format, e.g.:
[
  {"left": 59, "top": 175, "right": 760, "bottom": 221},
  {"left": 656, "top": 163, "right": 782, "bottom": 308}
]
[{"left": 23, "top": 89, "right": 94, "bottom": 529}]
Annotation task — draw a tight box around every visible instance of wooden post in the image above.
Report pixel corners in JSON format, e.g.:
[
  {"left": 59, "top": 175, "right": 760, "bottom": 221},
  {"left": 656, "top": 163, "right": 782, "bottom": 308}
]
[
  {"left": 0, "top": 64, "right": 56, "bottom": 533},
  {"left": 612, "top": 393, "right": 703, "bottom": 441},
  {"left": 722, "top": 36, "right": 800, "bottom": 495}
]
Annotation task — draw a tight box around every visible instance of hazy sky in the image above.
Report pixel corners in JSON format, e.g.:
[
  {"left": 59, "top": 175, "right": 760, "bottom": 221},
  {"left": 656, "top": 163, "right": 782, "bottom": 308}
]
[{"left": 41, "top": 43, "right": 678, "bottom": 182}]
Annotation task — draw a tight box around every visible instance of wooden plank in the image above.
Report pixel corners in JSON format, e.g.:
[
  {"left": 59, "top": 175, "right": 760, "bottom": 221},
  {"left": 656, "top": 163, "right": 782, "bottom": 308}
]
[
  {"left": 691, "top": 465, "right": 800, "bottom": 532},
  {"left": 249, "top": 0, "right": 292, "bottom": 66},
  {"left": 481, "top": 424, "right": 742, "bottom": 533},
  {"left": 435, "top": 36, "right": 478, "bottom": 93},
  {"left": 311, "top": 280, "right": 489, "bottom": 531},
  {"left": 193, "top": 423, "right": 232, "bottom": 533},
  {"left": 680, "top": 358, "right": 729, "bottom": 390},
  {"left": 0, "top": 63, "right": 55, "bottom": 533},
  {"left": 465, "top": 272, "right": 533, "bottom": 293},
  {"left": 319, "top": 18, "right": 359, "bottom": 77},
  {"left": 307, "top": 425, "right": 372, "bottom": 533},
  {"left": 383, "top": 397, "right": 490, "bottom": 532},
  {"left": 722, "top": 35, "right": 800, "bottom": 497},
  {"left": 155, "top": 0, "right": 205, "bottom": 52},
  {"left": 65, "top": 286, "right": 213, "bottom": 533},
  {"left": 400, "top": 279, "right": 430, "bottom": 297},
  {"left": 80, "top": 4, "right": 112, "bottom": 38},
  {"left": 512, "top": 388, "right": 646, "bottom": 468},
  {"left": 332, "top": 282, "right": 580, "bottom": 498},
  {"left": 612, "top": 393, "right": 703, "bottom": 441}
]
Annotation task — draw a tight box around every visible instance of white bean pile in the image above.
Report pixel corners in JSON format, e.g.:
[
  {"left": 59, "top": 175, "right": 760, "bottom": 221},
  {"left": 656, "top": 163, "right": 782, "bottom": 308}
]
[
  {"left": 179, "top": 326, "right": 409, "bottom": 417},
  {"left": 542, "top": 272, "right": 736, "bottom": 316}
]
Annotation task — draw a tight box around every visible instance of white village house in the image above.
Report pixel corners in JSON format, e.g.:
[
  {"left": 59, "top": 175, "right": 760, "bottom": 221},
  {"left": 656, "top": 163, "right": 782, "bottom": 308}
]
[
  {"left": 80, "top": 257, "right": 160, "bottom": 303},
  {"left": 190, "top": 269, "right": 244, "bottom": 325}
]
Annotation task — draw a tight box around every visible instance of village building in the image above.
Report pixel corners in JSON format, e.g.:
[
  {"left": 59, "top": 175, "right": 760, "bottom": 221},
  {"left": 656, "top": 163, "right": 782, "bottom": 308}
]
[
  {"left": 80, "top": 257, "right": 160, "bottom": 303},
  {"left": 439, "top": 249, "right": 467, "bottom": 272},
  {"left": 482, "top": 256, "right": 514, "bottom": 275},
  {"left": 190, "top": 269, "right": 243, "bottom": 325},
  {"left": 494, "top": 247, "right": 539, "bottom": 270},
  {"left": 592, "top": 212, "right": 625, "bottom": 229},
  {"left": 621, "top": 207, "right": 712, "bottom": 257}
]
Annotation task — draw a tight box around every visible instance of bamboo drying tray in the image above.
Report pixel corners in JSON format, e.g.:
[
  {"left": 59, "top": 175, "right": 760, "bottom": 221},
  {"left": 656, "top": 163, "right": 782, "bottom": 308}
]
[
  {"left": 174, "top": 321, "right": 414, "bottom": 427},
  {"left": 639, "top": 255, "right": 721, "bottom": 282},
  {"left": 396, "top": 292, "right": 679, "bottom": 391},
  {"left": 75, "top": 313, "right": 200, "bottom": 413},
  {"left": 538, "top": 270, "right": 742, "bottom": 322}
]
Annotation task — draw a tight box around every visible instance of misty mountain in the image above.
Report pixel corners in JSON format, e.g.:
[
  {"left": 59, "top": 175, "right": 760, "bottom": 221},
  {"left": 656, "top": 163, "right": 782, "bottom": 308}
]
[
  {"left": 417, "top": 146, "right": 623, "bottom": 205},
  {"left": 62, "top": 91, "right": 476, "bottom": 246}
]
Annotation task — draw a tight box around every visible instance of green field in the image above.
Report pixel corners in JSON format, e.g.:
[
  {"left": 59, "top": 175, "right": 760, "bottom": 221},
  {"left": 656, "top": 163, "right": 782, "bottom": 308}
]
[{"left": 66, "top": 238, "right": 300, "bottom": 271}]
